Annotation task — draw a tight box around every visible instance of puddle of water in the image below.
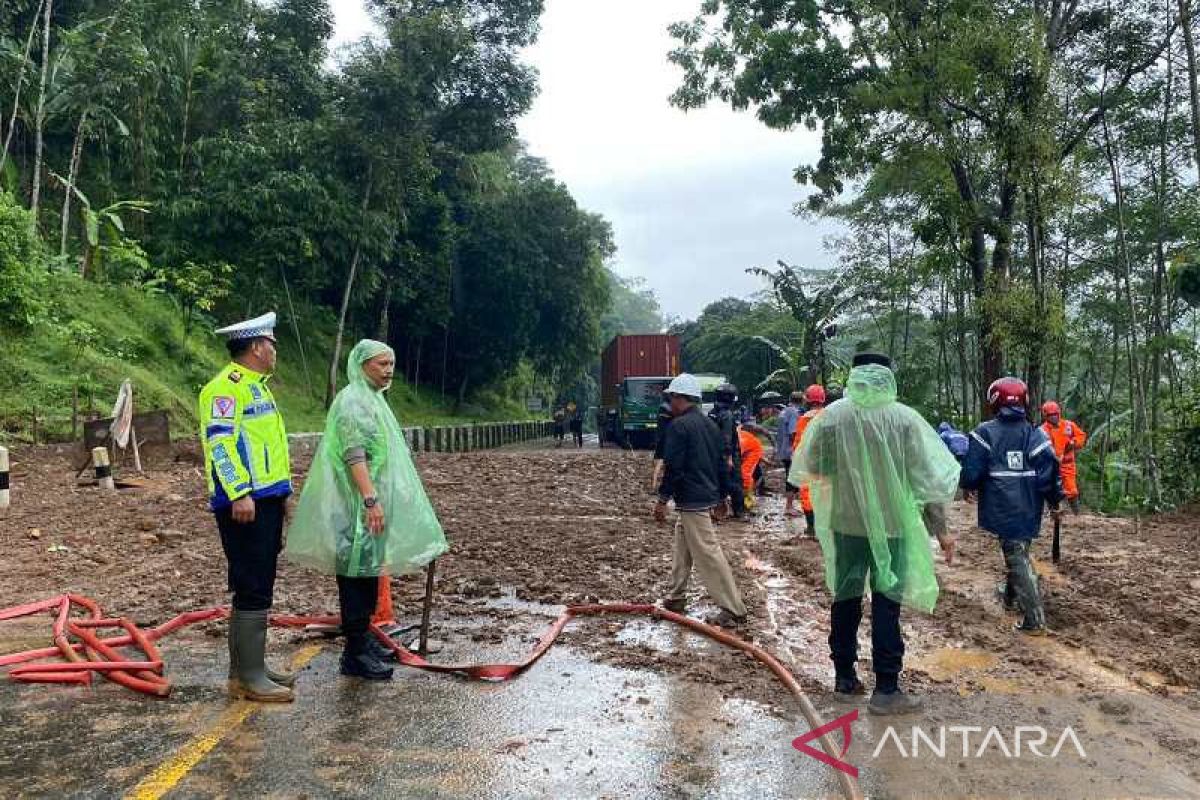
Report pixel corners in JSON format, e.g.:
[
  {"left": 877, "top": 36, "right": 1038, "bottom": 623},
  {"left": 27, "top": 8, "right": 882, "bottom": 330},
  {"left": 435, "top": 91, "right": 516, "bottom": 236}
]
[{"left": 910, "top": 648, "right": 998, "bottom": 681}]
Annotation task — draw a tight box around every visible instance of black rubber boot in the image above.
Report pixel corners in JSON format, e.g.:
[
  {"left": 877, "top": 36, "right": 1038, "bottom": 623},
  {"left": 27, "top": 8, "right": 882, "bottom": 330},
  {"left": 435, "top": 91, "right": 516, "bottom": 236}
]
[
  {"left": 366, "top": 633, "right": 399, "bottom": 663},
  {"left": 340, "top": 634, "right": 394, "bottom": 681}
]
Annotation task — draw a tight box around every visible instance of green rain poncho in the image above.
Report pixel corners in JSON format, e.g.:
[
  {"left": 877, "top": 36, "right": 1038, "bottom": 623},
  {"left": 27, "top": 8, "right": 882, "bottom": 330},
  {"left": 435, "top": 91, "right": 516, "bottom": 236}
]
[
  {"left": 285, "top": 340, "right": 448, "bottom": 577},
  {"left": 789, "top": 364, "right": 960, "bottom": 612}
]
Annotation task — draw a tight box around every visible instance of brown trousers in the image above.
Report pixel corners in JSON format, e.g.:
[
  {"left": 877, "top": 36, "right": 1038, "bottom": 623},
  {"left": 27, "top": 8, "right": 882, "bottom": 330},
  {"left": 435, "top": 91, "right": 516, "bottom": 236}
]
[{"left": 668, "top": 510, "right": 747, "bottom": 617}]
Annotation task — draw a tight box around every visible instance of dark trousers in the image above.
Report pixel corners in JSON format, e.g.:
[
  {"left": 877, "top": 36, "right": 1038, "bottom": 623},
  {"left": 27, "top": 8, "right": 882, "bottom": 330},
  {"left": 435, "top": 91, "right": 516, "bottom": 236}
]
[
  {"left": 215, "top": 496, "right": 285, "bottom": 611},
  {"left": 729, "top": 470, "right": 745, "bottom": 515},
  {"left": 337, "top": 575, "right": 379, "bottom": 636},
  {"left": 828, "top": 533, "right": 905, "bottom": 691},
  {"left": 571, "top": 424, "right": 584, "bottom": 447}
]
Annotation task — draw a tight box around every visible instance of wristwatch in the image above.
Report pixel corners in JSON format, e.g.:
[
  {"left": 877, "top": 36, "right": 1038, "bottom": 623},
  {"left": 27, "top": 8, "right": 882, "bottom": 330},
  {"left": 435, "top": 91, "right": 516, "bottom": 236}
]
[{"left": 363, "top": 496, "right": 378, "bottom": 509}]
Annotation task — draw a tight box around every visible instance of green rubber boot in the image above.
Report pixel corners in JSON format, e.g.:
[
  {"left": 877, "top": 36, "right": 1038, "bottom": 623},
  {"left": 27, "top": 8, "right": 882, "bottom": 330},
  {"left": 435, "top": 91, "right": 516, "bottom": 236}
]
[
  {"left": 228, "top": 609, "right": 294, "bottom": 703},
  {"left": 227, "top": 610, "right": 296, "bottom": 688}
]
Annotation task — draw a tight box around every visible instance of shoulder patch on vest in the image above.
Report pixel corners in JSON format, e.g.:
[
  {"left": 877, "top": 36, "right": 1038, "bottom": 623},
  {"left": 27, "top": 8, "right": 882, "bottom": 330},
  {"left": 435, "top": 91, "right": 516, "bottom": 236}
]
[{"left": 228, "top": 370, "right": 243, "bottom": 384}]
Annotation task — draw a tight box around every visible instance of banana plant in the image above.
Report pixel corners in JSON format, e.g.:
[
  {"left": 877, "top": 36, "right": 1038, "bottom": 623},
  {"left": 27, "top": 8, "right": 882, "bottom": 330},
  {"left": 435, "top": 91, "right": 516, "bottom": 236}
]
[{"left": 53, "top": 175, "right": 149, "bottom": 278}]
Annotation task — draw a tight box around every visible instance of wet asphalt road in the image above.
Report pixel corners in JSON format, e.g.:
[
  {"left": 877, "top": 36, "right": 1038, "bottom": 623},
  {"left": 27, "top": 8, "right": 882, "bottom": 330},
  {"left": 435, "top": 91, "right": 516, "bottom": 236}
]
[{"left": 0, "top": 626, "right": 844, "bottom": 800}]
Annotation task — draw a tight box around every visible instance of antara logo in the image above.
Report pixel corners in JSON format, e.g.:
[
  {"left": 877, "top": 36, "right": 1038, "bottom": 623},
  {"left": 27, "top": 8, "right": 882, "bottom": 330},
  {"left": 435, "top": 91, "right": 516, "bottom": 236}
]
[{"left": 792, "top": 712, "right": 1089, "bottom": 777}]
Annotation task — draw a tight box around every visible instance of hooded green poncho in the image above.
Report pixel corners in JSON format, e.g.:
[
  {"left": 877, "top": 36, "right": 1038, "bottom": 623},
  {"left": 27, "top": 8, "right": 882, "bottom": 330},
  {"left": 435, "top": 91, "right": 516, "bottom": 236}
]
[
  {"left": 789, "top": 364, "right": 960, "bottom": 612},
  {"left": 285, "top": 340, "right": 448, "bottom": 577}
]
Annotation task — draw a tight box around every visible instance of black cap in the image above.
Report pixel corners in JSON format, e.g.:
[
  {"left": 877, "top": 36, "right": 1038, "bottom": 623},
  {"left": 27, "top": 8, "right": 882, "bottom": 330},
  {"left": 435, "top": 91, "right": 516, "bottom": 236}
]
[{"left": 852, "top": 352, "right": 892, "bottom": 368}]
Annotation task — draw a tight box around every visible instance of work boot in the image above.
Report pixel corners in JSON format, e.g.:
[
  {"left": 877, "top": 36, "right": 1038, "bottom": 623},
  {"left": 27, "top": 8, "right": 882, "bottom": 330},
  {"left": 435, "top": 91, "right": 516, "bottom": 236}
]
[
  {"left": 868, "top": 689, "right": 923, "bottom": 716},
  {"left": 710, "top": 609, "right": 747, "bottom": 629},
  {"left": 1014, "top": 620, "right": 1049, "bottom": 636},
  {"left": 661, "top": 598, "right": 687, "bottom": 614},
  {"left": 228, "top": 610, "right": 294, "bottom": 703},
  {"left": 228, "top": 610, "right": 296, "bottom": 688},
  {"left": 340, "top": 633, "right": 394, "bottom": 681},
  {"left": 833, "top": 675, "right": 866, "bottom": 703}
]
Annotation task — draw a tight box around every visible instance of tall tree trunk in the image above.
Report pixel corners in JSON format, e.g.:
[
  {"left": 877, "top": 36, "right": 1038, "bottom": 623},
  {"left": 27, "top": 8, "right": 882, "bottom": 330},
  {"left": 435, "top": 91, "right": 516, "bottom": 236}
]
[
  {"left": 29, "top": 0, "right": 53, "bottom": 219},
  {"left": 1180, "top": 0, "right": 1200, "bottom": 170},
  {"left": 377, "top": 278, "right": 393, "bottom": 341},
  {"left": 0, "top": 0, "right": 46, "bottom": 177},
  {"left": 326, "top": 172, "right": 374, "bottom": 408},
  {"left": 1101, "top": 112, "right": 1151, "bottom": 485},
  {"left": 60, "top": 112, "right": 87, "bottom": 257}
]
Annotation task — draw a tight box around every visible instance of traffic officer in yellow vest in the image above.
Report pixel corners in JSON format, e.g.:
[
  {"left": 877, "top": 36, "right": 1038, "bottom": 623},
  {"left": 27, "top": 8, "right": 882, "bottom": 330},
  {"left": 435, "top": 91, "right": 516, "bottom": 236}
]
[{"left": 199, "top": 312, "right": 295, "bottom": 703}]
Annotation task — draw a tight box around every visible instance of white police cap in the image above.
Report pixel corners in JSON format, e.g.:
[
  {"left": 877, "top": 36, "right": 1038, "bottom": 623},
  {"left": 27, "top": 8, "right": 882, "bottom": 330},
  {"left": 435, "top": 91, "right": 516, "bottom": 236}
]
[{"left": 215, "top": 312, "right": 277, "bottom": 341}]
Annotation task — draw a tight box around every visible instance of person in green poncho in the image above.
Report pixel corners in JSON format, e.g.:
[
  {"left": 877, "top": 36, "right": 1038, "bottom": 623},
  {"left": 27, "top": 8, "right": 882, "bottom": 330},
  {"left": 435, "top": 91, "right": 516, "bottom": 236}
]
[
  {"left": 790, "top": 353, "right": 959, "bottom": 715},
  {"left": 286, "top": 340, "right": 449, "bottom": 681}
]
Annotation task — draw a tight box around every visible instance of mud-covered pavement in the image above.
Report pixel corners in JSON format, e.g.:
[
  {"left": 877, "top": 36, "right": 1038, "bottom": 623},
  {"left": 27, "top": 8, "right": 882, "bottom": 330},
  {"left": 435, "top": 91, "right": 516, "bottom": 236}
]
[{"left": 1, "top": 442, "right": 1199, "bottom": 798}]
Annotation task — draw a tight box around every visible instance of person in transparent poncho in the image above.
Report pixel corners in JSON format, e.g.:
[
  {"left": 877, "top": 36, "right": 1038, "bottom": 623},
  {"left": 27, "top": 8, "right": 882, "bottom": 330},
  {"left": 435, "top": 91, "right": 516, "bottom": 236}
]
[
  {"left": 790, "top": 353, "right": 959, "bottom": 715},
  {"left": 286, "top": 340, "right": 448, "bottom": 680}
]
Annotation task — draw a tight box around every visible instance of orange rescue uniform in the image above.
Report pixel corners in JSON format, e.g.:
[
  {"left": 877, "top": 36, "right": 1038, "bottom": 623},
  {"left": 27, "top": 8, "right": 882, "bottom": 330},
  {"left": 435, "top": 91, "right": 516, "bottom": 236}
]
[
  {"left": 1041, "top": 418, "right": 1087, "bottom": 499},
  {"left": 738, "top": 428, "right": 764, "bottom": 495},
  {"left": 791, "top": 408, "right": 824, "bottom": 512}
]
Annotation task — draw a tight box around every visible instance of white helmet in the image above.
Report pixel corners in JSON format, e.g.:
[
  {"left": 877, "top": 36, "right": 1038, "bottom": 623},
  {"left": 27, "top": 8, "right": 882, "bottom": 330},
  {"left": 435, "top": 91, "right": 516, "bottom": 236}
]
[{"left": 666, "top": 373, "right": 702, "bottom": 401}]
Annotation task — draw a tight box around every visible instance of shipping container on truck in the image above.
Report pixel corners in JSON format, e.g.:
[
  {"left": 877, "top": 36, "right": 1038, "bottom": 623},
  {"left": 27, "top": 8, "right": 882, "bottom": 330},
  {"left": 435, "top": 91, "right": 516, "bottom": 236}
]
[{"left": 598, "top": 334, "right": 681, "bottom": 449}]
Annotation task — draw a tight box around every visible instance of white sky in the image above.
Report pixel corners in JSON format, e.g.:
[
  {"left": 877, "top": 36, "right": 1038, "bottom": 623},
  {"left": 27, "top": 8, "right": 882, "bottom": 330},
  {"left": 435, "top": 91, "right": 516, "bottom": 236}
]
[{"left": 332, "top": 0, "right": 836, "bottom": 320}]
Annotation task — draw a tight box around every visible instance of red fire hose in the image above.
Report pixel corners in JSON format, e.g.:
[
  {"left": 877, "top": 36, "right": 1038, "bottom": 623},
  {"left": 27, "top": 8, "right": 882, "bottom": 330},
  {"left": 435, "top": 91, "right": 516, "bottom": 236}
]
[{"left": 2, "top": 596, "right": 863, "bottom": 800}]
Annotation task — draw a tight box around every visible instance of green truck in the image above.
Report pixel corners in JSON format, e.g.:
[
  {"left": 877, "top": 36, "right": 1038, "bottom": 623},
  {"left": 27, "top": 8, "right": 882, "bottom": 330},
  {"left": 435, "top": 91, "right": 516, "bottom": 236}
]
[{"left": 599, "top": 334, "right": 680, "bottom": 449}]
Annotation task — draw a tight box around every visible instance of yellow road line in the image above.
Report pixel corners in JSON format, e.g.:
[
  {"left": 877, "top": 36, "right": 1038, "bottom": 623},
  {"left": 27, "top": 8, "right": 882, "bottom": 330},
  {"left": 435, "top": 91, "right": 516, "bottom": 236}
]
[{"left": 125, "top": 644, "right": 323, "bottom": 800}]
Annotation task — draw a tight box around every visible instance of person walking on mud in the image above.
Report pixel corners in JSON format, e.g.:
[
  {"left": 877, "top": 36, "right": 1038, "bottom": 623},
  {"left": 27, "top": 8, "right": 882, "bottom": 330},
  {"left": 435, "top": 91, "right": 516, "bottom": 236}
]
[
  {"left": 791, "top": 353, "right": 959, "bottom": 714},
  {"left": 962, "top": 378, "right": 1064, "bottom": 636},
  {"left": 774, "top": 391, "right": 804, "bottom": 489},
  {"left": 654, "top": 374, "right": 748, "bottom": 628},
  {"left": 286, "top": 340, "right": 449, "bottom": 680},
  {"left": 553, "top": 406, "right": 567, "bottom": 448},
  {"left": 199, "top": 312, "right": 295, "bottom": 703},
  {"left": 570, "top": 404, "right": 585, "bottom": 448}
]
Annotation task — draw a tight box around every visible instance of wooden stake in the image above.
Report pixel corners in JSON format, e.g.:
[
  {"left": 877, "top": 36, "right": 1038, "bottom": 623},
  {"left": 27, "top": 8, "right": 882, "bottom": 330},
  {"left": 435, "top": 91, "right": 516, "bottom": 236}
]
[
  {"left": 419, "top": 560, "right": 436, "bottom": 656},
  {"left": 0, "top": 446, "right": 10, "bottom": 509},
  {"left": 92, "top": 447, "right": 114, "bottom": 491}
]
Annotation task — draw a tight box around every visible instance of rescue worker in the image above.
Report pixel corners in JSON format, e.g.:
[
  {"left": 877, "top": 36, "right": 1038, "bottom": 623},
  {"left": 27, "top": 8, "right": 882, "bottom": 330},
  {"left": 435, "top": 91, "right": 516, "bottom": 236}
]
[
  {"left": 774, "top": 391, "right": 804, "bottom": 489},
  {"left": 1041, "top": 401, "right": 1087, "bottom": 514},
  {"left": 655, "top": 374, "right": 748, "bottom": 628},
  {"left": 199, "top": 312, "right": 295, "bottom": 703},
  {"left": 961, "top": 378, "right": 1064, "bottom": 636},
  {"left": 286, "top": 340, "right": 449, "bottom": 679},
  {"left": 791, "top": 353, "right": 959, "bottom": 714},
  {"left": 738, "top": 425, "right": 765, "bottom": 510},
  {"left": 785, "top": 384, "right": 827, "bottom": 533},
  {"left": 709, "top": 383, "right": 745, "bottom": 520},
  {"left": 937, "top": 422, "right": 970, "bottom": 464}
]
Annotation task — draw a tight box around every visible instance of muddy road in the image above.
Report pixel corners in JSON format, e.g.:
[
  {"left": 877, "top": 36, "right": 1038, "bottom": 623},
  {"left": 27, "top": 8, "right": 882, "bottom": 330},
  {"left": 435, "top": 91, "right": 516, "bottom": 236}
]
[{"left": 0, "top": 442, "right": 1198, "bottom": 798}]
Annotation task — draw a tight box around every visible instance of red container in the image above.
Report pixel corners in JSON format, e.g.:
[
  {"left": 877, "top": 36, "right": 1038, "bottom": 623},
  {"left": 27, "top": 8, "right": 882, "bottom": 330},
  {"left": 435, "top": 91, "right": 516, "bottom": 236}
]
[{"left": 600, "top": 335, "right": 681, "bottom": 407}]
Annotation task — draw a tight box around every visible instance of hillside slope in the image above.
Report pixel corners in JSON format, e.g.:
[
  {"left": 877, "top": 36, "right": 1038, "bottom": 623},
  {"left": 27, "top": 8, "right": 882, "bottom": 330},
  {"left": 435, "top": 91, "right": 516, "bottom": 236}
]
[{"left": 0, "top": 275, "right": 534, "bottom": 442}]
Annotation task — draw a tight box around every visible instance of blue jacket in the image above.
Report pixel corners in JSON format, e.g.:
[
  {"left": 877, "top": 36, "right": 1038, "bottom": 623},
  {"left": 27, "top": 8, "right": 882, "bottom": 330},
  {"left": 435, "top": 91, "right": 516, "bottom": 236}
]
[{"left": 961, "top": 408, "right": 1064, "bottom": 540}]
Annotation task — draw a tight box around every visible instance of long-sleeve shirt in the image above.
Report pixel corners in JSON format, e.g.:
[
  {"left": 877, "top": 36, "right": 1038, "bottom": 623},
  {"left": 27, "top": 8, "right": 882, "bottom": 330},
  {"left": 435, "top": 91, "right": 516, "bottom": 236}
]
[{"left": 657, "top": 406, "right": 724, "bottom": 512}]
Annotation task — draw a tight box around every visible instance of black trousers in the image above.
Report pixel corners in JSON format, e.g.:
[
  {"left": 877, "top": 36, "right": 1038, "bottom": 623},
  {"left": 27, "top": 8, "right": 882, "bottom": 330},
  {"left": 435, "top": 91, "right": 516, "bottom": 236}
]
[
  {"left": 337, "top": 575, "right": 379, "bottom": 637},
  {"left": 720, "top": 460, "right": 745, "bottom": 515},
  {"left": 571, "top": 424, "right": 584, "bottom": 446},
  {"left": 827, "top": 533, "right": 905, "bottom": 690},
  {"left": 215, "top": 496, "right": 286, "bottom": 611}
]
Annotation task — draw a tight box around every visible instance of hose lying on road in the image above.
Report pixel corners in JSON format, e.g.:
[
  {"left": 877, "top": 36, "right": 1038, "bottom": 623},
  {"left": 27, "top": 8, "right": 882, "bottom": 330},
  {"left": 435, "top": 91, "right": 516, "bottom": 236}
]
[{"left": 2, "top": 597, "right": 863, "bottom": 800}]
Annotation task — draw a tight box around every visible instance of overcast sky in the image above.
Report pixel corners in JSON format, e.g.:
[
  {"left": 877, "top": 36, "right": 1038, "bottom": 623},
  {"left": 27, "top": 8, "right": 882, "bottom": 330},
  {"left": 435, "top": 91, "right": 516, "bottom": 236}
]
[{"left": 332, "top": 1, "right": 837, "bottom": 321}]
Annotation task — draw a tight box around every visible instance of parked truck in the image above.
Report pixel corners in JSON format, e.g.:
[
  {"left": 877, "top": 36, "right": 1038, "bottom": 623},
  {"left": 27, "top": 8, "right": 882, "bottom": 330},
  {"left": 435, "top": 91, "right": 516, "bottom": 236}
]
[{"left": 599, "top": 334, "right": 681, "bottom": 449}]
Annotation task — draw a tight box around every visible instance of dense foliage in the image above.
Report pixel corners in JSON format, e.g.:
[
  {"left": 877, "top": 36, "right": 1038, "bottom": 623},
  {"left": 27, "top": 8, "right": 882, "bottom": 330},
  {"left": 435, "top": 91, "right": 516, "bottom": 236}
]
[
  {"left": 671, "top": 0, "right": 1200, "bottom": 509},
  {"left": 0, "top": 0, "right": 612, "bottom": 410}
]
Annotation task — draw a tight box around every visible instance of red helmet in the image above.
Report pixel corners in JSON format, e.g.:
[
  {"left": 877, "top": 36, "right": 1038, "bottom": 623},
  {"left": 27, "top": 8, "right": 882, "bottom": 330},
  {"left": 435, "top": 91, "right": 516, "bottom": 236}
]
[
  {"left": 804, "top": 384, "right": 827, "bottom": 405},
  {"left": 1041, "top": 401, "right": 1061, "bottom": 416},
  {"left": 987, "top": 377, "right": 1028, "bottom": 413}
]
